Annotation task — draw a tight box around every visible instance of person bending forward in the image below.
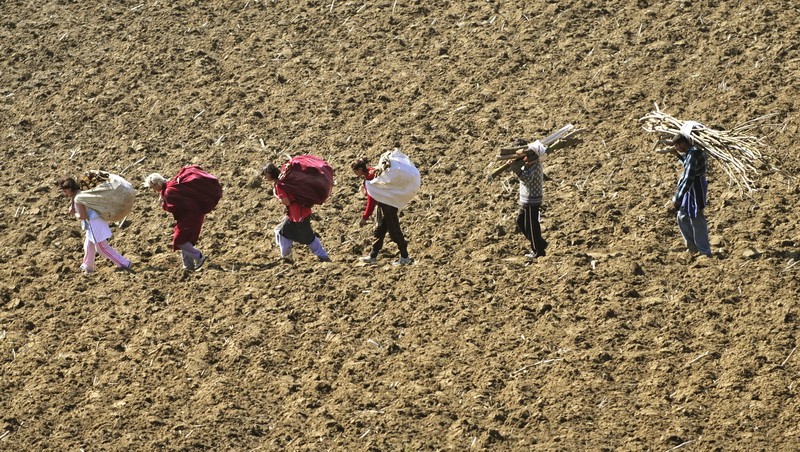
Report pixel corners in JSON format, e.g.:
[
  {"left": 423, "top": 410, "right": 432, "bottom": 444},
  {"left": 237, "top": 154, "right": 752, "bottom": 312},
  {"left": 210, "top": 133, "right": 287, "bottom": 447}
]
[
  {"left": 262, "top": 164, "right": 330, "bottom": 263},
  {"left": 144, "top": 173, "right": 208, "bottom": 271},
  {"left": 351, "top": 158, "right": 412, "bottom": 266},
  {"left": 59, "top": 177, "right": 132, "bottom": 274}
]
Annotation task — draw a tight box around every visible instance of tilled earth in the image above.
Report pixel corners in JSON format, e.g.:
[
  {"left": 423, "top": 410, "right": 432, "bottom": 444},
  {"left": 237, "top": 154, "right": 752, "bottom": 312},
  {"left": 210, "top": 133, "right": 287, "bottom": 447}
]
[{"left": 1, "top": 1, "right": 799, "bottom": 449}]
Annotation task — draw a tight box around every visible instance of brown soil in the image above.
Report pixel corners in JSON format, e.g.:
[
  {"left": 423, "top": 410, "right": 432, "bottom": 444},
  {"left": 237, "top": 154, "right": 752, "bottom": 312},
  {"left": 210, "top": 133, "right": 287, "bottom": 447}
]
[{"left": 2, "top": 1, "right": 799, "bottom": 449}]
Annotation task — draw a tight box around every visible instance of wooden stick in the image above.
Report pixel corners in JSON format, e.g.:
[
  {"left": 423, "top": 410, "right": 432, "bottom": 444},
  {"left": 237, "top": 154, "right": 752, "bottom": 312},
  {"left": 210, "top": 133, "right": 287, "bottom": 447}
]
[
  {"left": 120, "top": 156, "right": 146, "bottom": 175},
  {"left": 496, "top": 152, "right": 526, "bottom": 161},
  {"left": 535, "top": 358, "right": 563, "bottom": 365},
  {"left": 499, "top": 144, "right": 527, "bottom": 152},
  {"left": 510, "top": 358, "right": 563, "bottom": 376},
  {"left": 488, "top": 160, "right": 516, "bottom": 180},
  {"left": 686, "top": 351, "right": 710, "bottom": 366},
  {"left": 541, "top": 124, "right": 575, "bottom": 145},
  {"left": 669, "top": 440, "right": 695, "bottom": 451},
  {"left": 781, "top": 346, "right": 797, "bottom": 367}
]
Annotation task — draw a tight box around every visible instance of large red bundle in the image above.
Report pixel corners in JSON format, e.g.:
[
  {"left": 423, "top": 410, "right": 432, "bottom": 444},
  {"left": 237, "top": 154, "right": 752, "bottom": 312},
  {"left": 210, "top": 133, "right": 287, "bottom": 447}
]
[
  {"left": 163, "top": 165, "right": 223, "bottom": 214},
  {"left": 276, "top": 155, "right": 334, "bottom": 207}
]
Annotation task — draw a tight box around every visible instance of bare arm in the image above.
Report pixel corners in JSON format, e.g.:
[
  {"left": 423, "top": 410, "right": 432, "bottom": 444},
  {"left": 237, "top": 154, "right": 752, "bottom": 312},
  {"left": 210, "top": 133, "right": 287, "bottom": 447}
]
[{"left": 74, "top": 202, "right": 89, "bottom": 220}]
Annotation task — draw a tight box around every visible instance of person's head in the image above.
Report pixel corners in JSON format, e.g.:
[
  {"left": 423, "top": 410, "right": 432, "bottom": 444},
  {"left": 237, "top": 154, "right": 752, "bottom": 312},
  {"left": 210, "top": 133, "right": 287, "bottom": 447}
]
[
  {"left": 670, "top": 134, "right": 691, "bottom": 153},
  {"left": 351, "top": 157, "right": 369, "bottom": 179},
  {"left": 144, "top": 173, "right": 167, "bottom": 193},
  {"left": 57, "top": 177, "right": 80, "bottom": 198},
  {"left": 261, "top": 163, "right": 280, "bottom": 182},
  {"left": 511, "top": 138, "right": 536, "bottom": 165},
  {"left": 522, "top": 152, "right": 538, "bottom": 165}
]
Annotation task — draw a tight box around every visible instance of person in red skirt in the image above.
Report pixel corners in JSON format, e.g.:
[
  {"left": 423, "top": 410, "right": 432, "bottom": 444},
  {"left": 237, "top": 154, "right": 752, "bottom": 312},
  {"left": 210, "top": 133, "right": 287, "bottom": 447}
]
[
  {"left": 144, "top": 173, "right": 208, "bottom": 271},
  {"left": 261, "top": 163, "right": 331, "bottom": 263}
]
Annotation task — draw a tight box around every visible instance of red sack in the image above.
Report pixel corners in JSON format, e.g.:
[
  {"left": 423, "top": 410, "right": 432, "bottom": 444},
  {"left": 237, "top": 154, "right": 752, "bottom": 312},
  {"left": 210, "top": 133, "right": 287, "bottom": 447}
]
[
  {"left": 276, "top": 155, "right": 334, "bottom": 207},
  {"left": 163, "top": 165, "right": 223, "bottom": 215}
]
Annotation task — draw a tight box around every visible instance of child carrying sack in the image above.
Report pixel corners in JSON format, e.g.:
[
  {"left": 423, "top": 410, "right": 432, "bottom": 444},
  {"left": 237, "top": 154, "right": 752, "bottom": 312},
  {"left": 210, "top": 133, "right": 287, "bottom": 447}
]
[
  {"left": 74, "top": 171, "right": 136, "bottom": 222},
  {"left": 365, "top": 150, "right": 421, "bottom": 209},
  {"left": 277, "top": 155, "right": 335, "bottom": 207},
  {"left": 165, "top": 165, "right": 223, "bottom": 214}
]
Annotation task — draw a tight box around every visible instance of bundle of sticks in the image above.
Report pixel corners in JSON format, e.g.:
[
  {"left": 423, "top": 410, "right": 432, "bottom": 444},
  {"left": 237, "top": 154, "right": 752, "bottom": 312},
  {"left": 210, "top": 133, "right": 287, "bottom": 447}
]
[
  {"left": 488, "top": 124, "right": 585, "bottom": 180},
  {"left": 640, "top": 103, "right": 779, "bottom": 192},
  {"left": 78, "top": 170, "right": 111, "bottom": 191}
]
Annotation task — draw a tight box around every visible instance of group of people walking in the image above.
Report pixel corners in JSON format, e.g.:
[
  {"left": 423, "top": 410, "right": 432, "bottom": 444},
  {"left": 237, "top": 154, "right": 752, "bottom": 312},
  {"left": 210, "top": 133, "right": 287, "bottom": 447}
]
[
  {"left": 256, "top": 157, "right": 414, "bottom": 266},
  {"left": 504, "top": 130, "right": 712, "bottom": 260},
  {"left": 58, "top": 131, "right": 712, "bottom": 275},
  {"left": 57, "top": 154, "right": 419, "bottom": 274}
]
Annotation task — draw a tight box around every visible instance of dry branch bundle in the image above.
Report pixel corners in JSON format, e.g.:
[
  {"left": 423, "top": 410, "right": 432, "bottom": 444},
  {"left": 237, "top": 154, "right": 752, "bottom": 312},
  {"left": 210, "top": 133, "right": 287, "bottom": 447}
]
[
  {"left": 640, "top": 104, "right": 780, "bottom": 192},
  {"left": 488, "top": 125, "right": 585, "bottom": 181},
  {"left": 78, "top": 170, "right": 110, "bottom": 191}
]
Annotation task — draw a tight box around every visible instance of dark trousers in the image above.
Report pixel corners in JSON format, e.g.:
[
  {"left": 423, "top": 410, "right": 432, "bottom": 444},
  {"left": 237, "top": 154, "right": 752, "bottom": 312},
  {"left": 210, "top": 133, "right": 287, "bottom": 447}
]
[
  {"left": 371, "top": 203, "right": 408, "bottom": 258},
  {"left": 278, "top": 216, "right": 315, "bottom": 245},
  {"left": 516, "top": 205, "right": 547, "bottom": 255}
]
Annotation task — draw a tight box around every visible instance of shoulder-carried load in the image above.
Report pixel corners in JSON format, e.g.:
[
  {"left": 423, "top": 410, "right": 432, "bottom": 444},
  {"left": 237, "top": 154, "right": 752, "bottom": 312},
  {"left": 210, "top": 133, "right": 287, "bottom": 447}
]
[
  {"left": 365, "top": 149, "right": 421, "bottom": 209},
  {"left": 640, "top": 103, "right": 780, "bottom": 192},
  {"left": 488, "top": 124, "right": 585, "bottom": 181},
  {"left": 164, "top": 165, "right": 223, "bottom": 214},
  {"left": 74, "top": 170, "right": 136, "bottom": 222},
  {"left": 277, "top": 155, "right": 335, "bottom": 207}
]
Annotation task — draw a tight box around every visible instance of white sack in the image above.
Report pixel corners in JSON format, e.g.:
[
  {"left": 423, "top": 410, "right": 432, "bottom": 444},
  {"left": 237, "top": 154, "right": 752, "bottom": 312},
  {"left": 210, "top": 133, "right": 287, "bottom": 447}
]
[
  {"left": 365, "top": 150, "right": 421, "bottom": 209},
  {"left": 74, "top": 173, "right": 136, "bottom": 222}
]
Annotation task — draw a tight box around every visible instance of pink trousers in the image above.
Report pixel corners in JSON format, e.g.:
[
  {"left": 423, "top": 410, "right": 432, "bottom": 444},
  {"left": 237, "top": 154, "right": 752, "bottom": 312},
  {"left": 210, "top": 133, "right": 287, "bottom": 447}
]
[{"left": 82, "top": 237, "right": 130, "bottom": 272}]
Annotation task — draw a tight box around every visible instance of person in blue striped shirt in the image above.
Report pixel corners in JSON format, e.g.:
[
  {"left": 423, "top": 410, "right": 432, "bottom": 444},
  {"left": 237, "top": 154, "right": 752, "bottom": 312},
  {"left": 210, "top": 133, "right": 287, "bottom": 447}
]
[{"left": 669, "top": 133, "right": 712, "bottom": 257}]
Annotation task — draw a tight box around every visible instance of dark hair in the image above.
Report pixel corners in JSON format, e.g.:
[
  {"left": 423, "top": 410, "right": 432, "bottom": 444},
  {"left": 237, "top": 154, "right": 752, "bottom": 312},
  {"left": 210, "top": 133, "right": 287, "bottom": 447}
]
[
  {"left": 350, "top": 157, "right": 369, "bottom": 173},
  {"left": 261, "top": 163, "right": 280, "bottom": 180},
  {"left": 671, "top": 134, "right": 691, "bottom": 147},
  {"left": 57, "top": 177, "right": 79, "bottom": 191}
]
